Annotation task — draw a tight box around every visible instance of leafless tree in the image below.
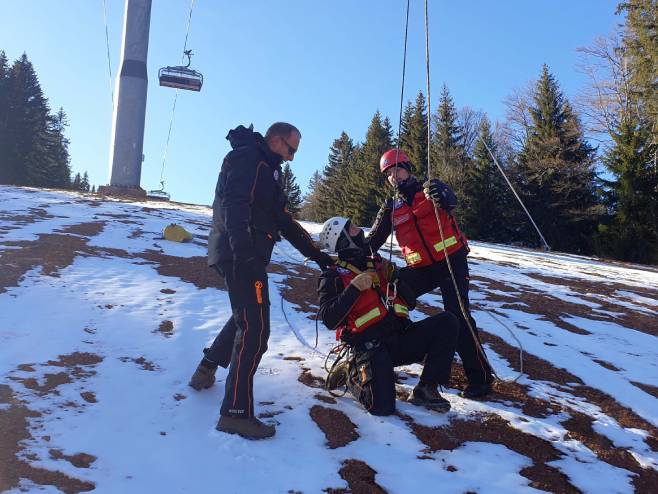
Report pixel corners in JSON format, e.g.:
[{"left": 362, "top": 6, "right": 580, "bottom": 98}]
[{"left": 502, "top": 81, "right": 535, "bottom": 152}]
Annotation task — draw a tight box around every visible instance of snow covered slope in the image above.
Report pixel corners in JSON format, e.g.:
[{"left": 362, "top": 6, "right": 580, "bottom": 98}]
[{"left": 1, "top": 186, "right": 656, "bottom": 494}]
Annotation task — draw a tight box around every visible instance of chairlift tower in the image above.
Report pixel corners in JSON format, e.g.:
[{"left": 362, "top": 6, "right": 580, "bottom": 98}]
[{"left": 103, "top": 0, "right": 152, "bottom": 197}]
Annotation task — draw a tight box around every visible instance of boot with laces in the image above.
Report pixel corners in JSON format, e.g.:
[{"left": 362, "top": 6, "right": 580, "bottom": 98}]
[
  {"left": 216, "top": 416, "right": 276, "bottom": 440},
  {"left": 408, "top": 382, "right": 451, "bottom": 412}
]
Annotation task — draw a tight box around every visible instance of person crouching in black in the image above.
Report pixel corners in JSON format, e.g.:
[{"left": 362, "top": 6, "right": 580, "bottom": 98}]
[{"left": 317, "top": 217, "right": 459, "bottom": 415}]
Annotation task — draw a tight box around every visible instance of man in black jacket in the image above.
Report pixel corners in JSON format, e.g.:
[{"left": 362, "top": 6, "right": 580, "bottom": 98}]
[
  {"left": 189, "top": 123, "right": 332, "bottom": 440},
  {"left": 318, "top": 217, "right": 459, "bottom": 415}
]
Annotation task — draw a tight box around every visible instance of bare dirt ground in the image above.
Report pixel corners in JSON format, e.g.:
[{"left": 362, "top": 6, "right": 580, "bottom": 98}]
[{"left": 1, "top": 195, "right": 656, "bottom": 494}]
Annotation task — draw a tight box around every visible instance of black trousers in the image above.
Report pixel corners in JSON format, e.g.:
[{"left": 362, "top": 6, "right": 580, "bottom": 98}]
[
  {"left": 347, "top": 312, "right": 459, "bottom": 416},
  {"left": 398, "top": 247, "right": 493, "bottom": 386},
  {"left": 205, "top": 263, "right": 270, "bottom": 418}
]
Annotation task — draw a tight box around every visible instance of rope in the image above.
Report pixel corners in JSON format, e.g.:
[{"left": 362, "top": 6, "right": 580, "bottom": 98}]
[
  {"left": 385, "top": 0, "right": 411, "bottom": 264},
  {"left": 279, "top": 291, "right": 328, "bottom": 358},
  {"left": 158, "top": 0, "right": 198, "bottom": 193},
  {"left": 101, "top": 0, "right": 114, "bottom": 107},
  {"left": 478, "top": 136, "right": 551, "bottom": 251},
  {"left": 423, "top": 0, "right": 498, "bottom": 384},
  {"left": 473, "top": 304, "right": 524, "bottom": 382}
]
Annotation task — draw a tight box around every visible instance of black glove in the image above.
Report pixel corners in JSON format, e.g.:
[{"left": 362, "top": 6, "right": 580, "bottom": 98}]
[
  {"left": 313, "top": 251, "right": 334, "bottom": 270},
  {"left": 423, "top": 179, "right": 454, "bottom": 210},
  {"left": 380, "top": 259, "right": 399, "bottom": 283}
]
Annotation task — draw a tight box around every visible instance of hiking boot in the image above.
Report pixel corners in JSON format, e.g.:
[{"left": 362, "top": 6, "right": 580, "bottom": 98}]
[
  {"left": 188, "top": 362, "right": 216, "bottom": 391},
  {"left": 460, "top": 381, "right": 493, "bottom": 399},
  {"left": 216, "top": 416, "right": 276, "bottom": 440},
  {"left": 325, "top": 361, "right": 349, "bottom": 391},
  {"left": 408, "top": 383, "right": 451, "bottom": 412}
]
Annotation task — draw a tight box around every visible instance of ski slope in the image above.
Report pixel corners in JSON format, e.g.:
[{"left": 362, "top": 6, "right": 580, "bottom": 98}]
[{"left": 0, "top": 186, "right": 656, "bottom": 494}]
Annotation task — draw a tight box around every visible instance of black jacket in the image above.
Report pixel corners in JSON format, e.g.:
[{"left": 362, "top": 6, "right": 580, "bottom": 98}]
[
  {"left": 208, "top": 125, "right": 322, "bottom": 267},
  {"left": 366, "top": 177, "right": 458, "bottom": 253},
  {"left": 317, "top": 258, "right": 417, "bottom": 344}
]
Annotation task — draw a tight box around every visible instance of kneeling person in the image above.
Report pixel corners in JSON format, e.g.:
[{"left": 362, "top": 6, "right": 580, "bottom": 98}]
[{"left": 317, "top": 217, "right": 459, "bottom": 415}]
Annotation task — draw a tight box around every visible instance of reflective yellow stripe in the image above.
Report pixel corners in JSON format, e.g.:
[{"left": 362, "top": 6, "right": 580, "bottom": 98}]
[
  {"left": 405, "top": 252, "right": 422, "bottom": 265},
  {"left": 354, "top": 307, "right": 382, "bottom": 328},
  {"left": 393, "top": 304, "right": 409, "bottom": 317},
  {"left": 433, "top": 236, "right": 458, "bottom": 252}
]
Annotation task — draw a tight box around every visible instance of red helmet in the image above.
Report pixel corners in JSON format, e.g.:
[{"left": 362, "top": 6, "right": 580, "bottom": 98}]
[{"left": 379, "top": 149, "right": 411, "bottom": 173}]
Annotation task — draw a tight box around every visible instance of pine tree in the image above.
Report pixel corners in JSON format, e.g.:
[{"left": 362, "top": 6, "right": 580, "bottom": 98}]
[
  {"left": 399, "top": 91, "right": 429, "bottom": 182},
  {"left": 71, "top": 172, "right": 81, "bottom": 190},
  {"left": 617, "top": 0, "right": 658, "bottom": 153},
  {"left": 597, "top": 116, "right": 658, "bottom": 263},
  {"left": 6, "top": 54, "right": 53, "bottom": 186},
  {"left": 47, "top": 108, "right": 72, "bottom": 188},
  {"left": 300, "top": 170, "right": 323, "bottom": 222},
  {"left": 80, "top": 171, "right": 90, "bottom": 192},
  {"left": 462, "top": 116, "right": 515, "bottom": 242},
  {"left": 518, "top": 65, "right": 601, "bottom": 253},
  {"left": 91, "top": 185, "right": 96, "bottom": 194},
  {"left": 281, "top": 162, "right": 303, "bottom": 217},
  {"left": 346, "top": 112, "right": 393, "bottom": 225},
  {"left": 316, "top": 132, "right": 355, "bottom": 219},
  {"left": 431, "top": 85, "right": 467, "bottom": 196}
]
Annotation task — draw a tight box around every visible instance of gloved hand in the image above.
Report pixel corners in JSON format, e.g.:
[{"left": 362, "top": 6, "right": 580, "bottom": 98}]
[
  {"left": 350, "top": 272, "right": 378, "bottom": 291},
  {"left": 380, "top": 259, "right": 399, "bottom": 283},
  {"left": 314, "top": 251, "right": 334, "bottom": 270},
  {"left": 423, "top": 179, "right": 453, "bottom": 210}
]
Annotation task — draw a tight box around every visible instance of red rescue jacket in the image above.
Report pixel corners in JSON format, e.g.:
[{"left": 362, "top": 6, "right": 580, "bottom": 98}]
[
  {"left": 392, "top": 191, "right": 466, "bottom": 268},
  {"left": 335, "top": 261, "right": 410, "bottom": 339}
]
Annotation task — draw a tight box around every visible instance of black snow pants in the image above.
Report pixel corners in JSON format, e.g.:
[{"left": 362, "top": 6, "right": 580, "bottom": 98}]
[
  {"left": 204, "top": 263, "right": 270, "bottom": 418},
  {"left": 347, "top": 312, "right": 459, "bottom": 416},
  {"left": 398, "top": 247, "right": 493, "bottom": 386}
]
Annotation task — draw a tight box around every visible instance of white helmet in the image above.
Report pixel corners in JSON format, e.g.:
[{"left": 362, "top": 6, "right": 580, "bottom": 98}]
[{"left": 320, "top": 217, "right": 350, "bottom": 253}]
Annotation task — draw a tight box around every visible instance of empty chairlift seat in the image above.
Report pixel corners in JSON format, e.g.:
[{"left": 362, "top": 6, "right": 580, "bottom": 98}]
[{"left": 159, "top": 66, "right": 203, "bottom": 92}]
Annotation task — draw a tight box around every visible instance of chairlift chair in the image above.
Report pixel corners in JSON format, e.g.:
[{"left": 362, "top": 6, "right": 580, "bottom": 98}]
[
  {"left": 159, "top": 50, "right": 203, "bottom": 92},
  {"left": 147, "top": 181, "right": 171, "bottom": 201}
]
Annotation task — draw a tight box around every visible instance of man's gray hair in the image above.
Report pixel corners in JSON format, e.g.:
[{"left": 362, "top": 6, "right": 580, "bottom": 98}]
[{"left": 265, "top": 122, "right": 301, "bottom": 141}]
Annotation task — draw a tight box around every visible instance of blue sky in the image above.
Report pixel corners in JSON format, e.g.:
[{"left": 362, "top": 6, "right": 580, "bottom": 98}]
[{"left": 1, "top": 1, "right": 621, "bottom": 205}]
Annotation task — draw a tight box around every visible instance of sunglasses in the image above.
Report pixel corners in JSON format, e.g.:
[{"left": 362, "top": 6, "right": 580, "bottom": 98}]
[{"left": 280, "top": 136, "right": 298, "bottom": 156}]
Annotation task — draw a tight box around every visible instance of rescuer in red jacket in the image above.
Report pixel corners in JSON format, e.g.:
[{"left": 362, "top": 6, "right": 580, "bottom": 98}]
[
  {"left": 318, "top": 216, "right": 459, "bottom": 415},
  {"left": 367, "top": 149, "right": 494, "bottom": 399}
]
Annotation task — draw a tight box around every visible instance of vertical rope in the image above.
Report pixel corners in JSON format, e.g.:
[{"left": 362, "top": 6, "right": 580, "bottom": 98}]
[
  {"left": 101, "top": 0, "right": 114, "bottom": 107},
  {"left": 423, "top": 0, "right": 497, "bottom": 383},
  {"left": 386, "top": 0, "right": 411, "bottom": 263},
  {"left": 158, "top": 0, "right": 197, "bottom": 192}
]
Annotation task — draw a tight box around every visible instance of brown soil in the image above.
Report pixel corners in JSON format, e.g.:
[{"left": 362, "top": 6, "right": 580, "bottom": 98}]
[
  {"left": 138, "top": 251, "right": 226, "bottom": 291},
  {"left": 283, "top": 356, "right": 305, "bottom": 361},
  {"left": 173, "top": 393, "right": 187, "bottom": 401},
  {"left": 157, "top": 320, "right": 174, "bottom": 337},
  {"left": 407, "top": 412, "right": 581, "bottom": 494},
  {"left": 329, "top": 459, "right": 388, "bottom": 494},
  {"left": 160, "top": 288, "right": 176, "bottom": 294},
  {"left": 119, "top": 356, "right": 158, "bottom": 371},
  {"left": 631, "top": 381, "right": 658, "bottom": 399},
  {"left": 309, "top": 405, "right": 359, "bottom": 449},
  {"left": 80, "top": 392, "right": 97, "bottom": 403},
  {"left": 49, "top": 449, "right": 97, "bottom": 469},
  {"left": 56, "top": 222, "right": 106, "bottom": 237},
  {"left": 273, "top": 263, "right": 322, "bottom": 316},
  {"left": 0, "top": 385, "right": 95, "bottom": 494},
  {"left": 315, "top": 393, "right": 338, "bottom": 405},
  {"left": 478, "top": 331, "right": 658, "bottom": 450},
  {"left": 0, "top": 233, "right": 89, "bottom": 293},
  {"left": 298, "top": 369, "right": 326, "bottom": 389},
  {"left": 560, "top": 411, "right": 658, "bottom": 493}
]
